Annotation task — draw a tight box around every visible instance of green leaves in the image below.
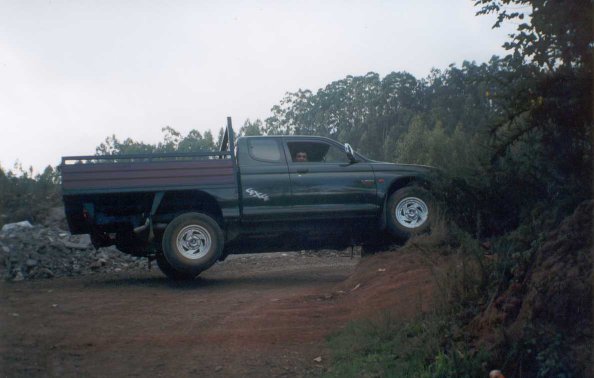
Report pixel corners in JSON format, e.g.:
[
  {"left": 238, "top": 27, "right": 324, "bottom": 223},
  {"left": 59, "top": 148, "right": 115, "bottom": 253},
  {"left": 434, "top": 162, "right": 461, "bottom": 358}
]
[
  {"left": 95, "top": 126, "right": 218, "bottom": 156},
  {"left": 239, "top": 119, "right": 263, "bottom": 136},
  {"left": 475, "top": 0, "right": 592, "bottom": 69}
]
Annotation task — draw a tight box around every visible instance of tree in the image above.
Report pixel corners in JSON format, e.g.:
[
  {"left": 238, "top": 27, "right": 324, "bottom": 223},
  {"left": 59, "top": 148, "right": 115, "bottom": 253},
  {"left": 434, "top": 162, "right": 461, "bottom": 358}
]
[
  {"left": 475, "top": 0, "right": 591, "bottom": 69},
  {"left": 474, "top": 0, "right": 592, "bottom": 206},
  {"left": 239, "top": 119, "right": 263, "bottom": 136},
  {"left": 96, "top": 127, "right": 218, "bottom": 156}
]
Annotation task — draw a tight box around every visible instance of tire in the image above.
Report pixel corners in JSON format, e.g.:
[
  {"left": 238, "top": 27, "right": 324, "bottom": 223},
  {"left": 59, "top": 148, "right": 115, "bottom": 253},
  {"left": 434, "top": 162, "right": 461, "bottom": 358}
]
[
  {"left": 155, "top": 253, "right": 198, "bottom": 281},
  {"left": 161, "top": 212, "right": 223, "bottom": 275},
  {"left": 386, "top": 186, "right": 435, "bottom": 240}
]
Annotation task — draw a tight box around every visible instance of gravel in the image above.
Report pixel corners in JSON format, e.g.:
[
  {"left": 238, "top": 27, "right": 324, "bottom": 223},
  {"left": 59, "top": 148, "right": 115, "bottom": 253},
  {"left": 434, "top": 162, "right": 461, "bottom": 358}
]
[{"left": 0, "top": 223, "right": 146, "bottom": 282}]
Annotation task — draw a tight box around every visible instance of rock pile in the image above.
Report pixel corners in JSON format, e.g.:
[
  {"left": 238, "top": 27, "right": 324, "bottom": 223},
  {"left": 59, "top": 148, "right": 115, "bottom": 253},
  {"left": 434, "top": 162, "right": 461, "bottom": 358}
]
[{"left": 0, "top": 223, "right": 146, "bottom": 282}]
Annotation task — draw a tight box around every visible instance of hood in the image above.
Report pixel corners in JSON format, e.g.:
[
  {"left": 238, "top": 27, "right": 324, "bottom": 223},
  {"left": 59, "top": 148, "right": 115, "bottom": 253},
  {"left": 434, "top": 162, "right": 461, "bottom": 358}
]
[{"left": 367, "top": 161, "right": 436, "bottom": 174}]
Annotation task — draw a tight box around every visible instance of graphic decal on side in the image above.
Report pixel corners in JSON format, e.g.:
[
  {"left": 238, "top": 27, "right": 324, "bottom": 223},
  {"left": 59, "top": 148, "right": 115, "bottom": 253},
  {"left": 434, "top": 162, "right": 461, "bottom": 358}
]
[{"left": 245, "top": 188, "right": 270, "bottom": 202}]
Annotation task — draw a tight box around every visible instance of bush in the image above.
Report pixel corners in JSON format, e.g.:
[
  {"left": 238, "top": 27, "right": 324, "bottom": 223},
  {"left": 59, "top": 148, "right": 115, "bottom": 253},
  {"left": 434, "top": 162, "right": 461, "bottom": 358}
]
[{"left": 0, "top": 165, "right": 61, "bottom": 227}]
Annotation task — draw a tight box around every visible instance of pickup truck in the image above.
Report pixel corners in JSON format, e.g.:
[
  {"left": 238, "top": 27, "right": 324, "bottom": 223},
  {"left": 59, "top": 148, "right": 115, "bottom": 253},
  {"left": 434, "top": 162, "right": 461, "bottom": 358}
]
[{"left": 61, "top": 118, "right": 437, "bottom": 280}]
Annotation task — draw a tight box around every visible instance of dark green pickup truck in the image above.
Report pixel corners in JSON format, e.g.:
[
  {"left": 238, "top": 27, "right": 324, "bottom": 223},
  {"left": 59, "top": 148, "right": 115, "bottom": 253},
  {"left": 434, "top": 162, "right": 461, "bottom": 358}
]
[{"left": 61, "top": 118, "right": 436, "bottom": 279}]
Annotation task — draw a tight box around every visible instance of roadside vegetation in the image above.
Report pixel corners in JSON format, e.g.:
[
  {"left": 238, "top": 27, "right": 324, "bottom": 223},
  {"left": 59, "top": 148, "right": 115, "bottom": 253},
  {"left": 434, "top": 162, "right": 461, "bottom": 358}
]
[
  {"left": 323, "top": 1, "right": 592, "bottom": 376},
  {"left": 327, "top": 198, "right": 591, "bottom": 377},
  {"left": 0, "top": 0, "right": 590, "bottom": 375},
  {"left": 0, "top": 164, "right": 60, "bottom": 227}
]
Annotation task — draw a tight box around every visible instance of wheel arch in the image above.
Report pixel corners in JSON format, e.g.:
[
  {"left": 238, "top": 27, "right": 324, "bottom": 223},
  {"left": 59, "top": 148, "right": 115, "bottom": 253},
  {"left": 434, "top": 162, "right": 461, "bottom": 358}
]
[
  {"left": 379, "top": 175, "right": 431, "bottom": 230},
  {"left": 155, "top": 190, "right": 224, "bottom": 226}
]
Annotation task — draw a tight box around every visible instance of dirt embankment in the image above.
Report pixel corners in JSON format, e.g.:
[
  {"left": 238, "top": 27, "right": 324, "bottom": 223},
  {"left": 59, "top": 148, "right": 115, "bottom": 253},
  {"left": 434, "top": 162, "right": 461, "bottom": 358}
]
[{"left": 472, "top": 201, "right": 593, "bottom": 377}]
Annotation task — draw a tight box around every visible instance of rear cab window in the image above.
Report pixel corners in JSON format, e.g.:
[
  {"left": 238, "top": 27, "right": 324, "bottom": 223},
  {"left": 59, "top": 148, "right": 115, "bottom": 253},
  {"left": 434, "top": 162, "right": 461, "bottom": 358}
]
[
  {"left": 237, "top": 138, "right": 287, "bottom": 166},
  {"left": 248, "top": 139, "right": 282, "bottom": 162}
]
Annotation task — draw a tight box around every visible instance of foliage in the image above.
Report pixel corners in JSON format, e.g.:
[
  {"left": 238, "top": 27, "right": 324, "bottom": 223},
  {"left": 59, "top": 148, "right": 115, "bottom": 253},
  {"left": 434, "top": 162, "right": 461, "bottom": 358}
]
[
  {"left": 471, "top": 0, "right": 592, "bottom": 228},
  {"left": 239, "top": 119, "right": 264, "bottom": 136},
  {"left": 327, "top": 2, "right": 591, "bottom": 375},
  {"left": 95, "top": 126, "right": 218, "bottom": 155},
  {"left": 491, "top": 323, "right": 576, "bottom": 378},
  {"left": 0, "top": 164, "right": 61, "bottom": 227},
  {"left": 329, "top": 199, "right": 589, "bottom": 376},
  {"left": 327, "top": 312, "right": 491, "bottom": 378},
  {"left": 395, "top": 119, "right": 487, "bottom": 177},
  {"left": 475, "top": 0, "right": 591, "bottom": 69}
]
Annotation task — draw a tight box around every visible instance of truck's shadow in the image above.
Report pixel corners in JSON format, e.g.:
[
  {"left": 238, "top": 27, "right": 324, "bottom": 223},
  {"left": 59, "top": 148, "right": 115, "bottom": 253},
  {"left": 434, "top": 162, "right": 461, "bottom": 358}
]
[{"left": 84, "top": 270, "right": 350, "bottom": 291}]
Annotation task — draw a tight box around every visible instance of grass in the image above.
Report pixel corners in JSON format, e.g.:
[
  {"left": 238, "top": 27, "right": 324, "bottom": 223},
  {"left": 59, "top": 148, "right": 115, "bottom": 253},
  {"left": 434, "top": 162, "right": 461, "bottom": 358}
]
[
  {"left": 326, "top": 312, "right": 439, "bottom": 378},
  {"left": 326, "top": 310, "right": 490, "bottom": 378}
]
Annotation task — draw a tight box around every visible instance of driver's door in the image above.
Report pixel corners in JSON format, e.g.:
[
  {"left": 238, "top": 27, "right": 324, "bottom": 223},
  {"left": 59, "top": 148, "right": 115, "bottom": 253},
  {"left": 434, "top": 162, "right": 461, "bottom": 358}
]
[{"left": 283, "top": 138, "right": 378, "bottom": 219}]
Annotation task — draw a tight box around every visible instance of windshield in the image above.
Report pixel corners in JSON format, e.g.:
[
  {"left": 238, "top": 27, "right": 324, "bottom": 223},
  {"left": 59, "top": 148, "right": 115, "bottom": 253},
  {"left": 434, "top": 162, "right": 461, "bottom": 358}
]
[{"left": 353, "top": 149, "right": 370, "bottom": 162}]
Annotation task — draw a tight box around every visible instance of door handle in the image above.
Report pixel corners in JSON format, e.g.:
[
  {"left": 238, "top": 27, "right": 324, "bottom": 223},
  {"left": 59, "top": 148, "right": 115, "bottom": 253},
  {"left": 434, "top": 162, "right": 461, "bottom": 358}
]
[{"left": 296, "top": 169, "right": 309, "bottom": 174}]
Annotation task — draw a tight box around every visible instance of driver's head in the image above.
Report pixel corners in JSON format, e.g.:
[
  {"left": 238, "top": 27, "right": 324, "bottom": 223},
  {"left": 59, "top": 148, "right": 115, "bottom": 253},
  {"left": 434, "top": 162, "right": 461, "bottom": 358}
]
[{"left": 295, "top": 151, "right": 308, "bottom": 162}]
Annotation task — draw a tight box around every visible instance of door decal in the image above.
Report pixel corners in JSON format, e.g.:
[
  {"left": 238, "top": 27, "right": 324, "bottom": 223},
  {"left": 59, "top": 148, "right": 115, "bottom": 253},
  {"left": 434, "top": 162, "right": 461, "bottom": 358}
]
[{"left": 245, "top": 188, "right": 270, "bottom": 201}]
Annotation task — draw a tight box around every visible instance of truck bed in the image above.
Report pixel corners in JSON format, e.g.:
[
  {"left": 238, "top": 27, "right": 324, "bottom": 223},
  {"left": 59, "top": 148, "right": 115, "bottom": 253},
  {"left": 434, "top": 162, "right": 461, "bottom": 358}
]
[
  {"left": 61, "top": 152, "right": 239, "bottom": 235},
  {"left": 61, "top": 155, "right": 235, "bottom": 195}
]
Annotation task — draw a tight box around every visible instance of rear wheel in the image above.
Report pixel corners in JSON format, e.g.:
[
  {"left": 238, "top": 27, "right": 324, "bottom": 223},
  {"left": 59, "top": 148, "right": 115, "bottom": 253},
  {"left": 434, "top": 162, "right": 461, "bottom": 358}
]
[{"left": 162, "top": 212, "right": 223, "bottom": 276}]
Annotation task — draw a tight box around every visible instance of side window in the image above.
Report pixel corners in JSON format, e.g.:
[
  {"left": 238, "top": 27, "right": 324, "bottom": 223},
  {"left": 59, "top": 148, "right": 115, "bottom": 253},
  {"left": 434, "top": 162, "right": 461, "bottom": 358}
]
[
  {"left": 287, "top": 141, "right": 349, "bottom": 163},
  {"left": 324, "top": 144, "right": 350, "bottom": 163},
  {"left": 247, "top": 139, "right": 282, "bottom": 162}
]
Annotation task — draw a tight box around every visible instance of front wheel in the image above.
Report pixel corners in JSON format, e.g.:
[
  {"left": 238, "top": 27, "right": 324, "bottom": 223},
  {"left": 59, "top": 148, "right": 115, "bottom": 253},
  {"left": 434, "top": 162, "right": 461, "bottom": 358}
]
[
  {"left": 162, "top": 212, "right": 223, "bottom": 276},
  {"left": 386, "top": 186, "right": 436, "bottom": 240}
]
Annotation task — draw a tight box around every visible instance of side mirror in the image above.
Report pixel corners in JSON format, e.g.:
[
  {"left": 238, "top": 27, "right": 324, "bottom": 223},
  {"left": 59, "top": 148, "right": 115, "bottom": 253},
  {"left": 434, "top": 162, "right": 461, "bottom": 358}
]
[{"left": 344, "top": 143, "right": 357, "bottom": 163}]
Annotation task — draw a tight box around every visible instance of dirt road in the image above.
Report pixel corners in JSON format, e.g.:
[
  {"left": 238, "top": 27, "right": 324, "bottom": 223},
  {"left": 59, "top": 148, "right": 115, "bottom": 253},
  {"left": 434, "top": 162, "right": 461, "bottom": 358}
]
[
  {"left": 1, "top": 249, "right": 436, "bottom": 377},
  {"left": 1, "top": 252, "right": 360, "bottom": 377}
]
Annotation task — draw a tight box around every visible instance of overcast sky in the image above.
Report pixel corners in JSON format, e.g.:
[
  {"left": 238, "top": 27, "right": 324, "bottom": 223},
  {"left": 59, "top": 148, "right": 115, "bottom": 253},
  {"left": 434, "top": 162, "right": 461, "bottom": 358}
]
[{"left": 0, "top": 0, "right": 514, "bottom": 172}]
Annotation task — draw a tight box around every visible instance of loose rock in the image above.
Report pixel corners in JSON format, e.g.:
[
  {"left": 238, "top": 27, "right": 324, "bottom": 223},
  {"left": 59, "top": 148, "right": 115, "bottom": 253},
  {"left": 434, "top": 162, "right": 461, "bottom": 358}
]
[
  {"left": 0, "top": 223, "right": 145, "bottom": 281},
  {"left": 1, "top": 221, "right": 33, "bottom": 233},
  {"left": 25, "top": 259, "right": 38, "bottom": 268}
]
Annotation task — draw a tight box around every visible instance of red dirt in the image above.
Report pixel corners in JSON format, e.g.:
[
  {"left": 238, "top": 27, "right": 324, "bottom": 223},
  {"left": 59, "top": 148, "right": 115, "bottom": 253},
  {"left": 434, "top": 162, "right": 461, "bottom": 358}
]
[{"left": 0, "top": 249, "right": 439, "bottom": 377}]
